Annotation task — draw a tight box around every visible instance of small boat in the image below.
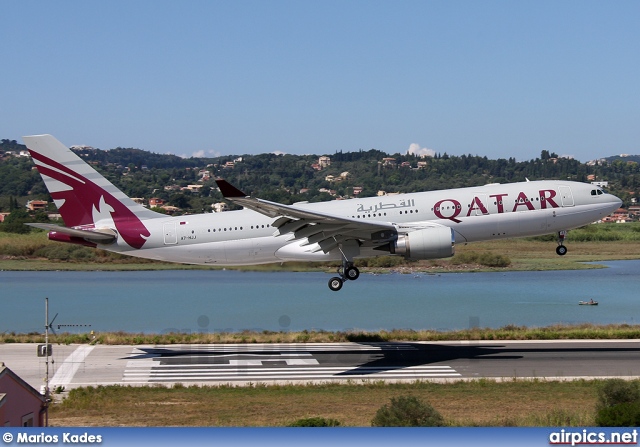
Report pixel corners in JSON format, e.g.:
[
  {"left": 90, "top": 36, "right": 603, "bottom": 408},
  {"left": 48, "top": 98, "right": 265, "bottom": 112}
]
[{"left": 579, "top": 300, "right": 598, "bottom": 306}]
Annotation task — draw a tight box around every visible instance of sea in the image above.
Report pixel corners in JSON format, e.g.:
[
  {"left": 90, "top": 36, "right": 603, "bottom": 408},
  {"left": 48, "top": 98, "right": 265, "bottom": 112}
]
[{"left": 1, "top": 260, "right": 639, "bottom": 334}]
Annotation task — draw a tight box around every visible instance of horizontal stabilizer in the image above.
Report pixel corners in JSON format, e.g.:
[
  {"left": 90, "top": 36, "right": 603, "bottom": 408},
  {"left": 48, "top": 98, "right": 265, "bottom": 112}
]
[{"left": 26, "top": 223, "right": 117, "bottom": 244}]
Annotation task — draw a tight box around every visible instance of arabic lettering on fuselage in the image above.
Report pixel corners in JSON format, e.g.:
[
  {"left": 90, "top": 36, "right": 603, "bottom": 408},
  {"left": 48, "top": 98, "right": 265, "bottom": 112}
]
[
  {"left": 355, "top": 189, "right": 561, "bottom": 223},
  {"left": 356, "top": 199, "right": 416, "bottom": 214}
]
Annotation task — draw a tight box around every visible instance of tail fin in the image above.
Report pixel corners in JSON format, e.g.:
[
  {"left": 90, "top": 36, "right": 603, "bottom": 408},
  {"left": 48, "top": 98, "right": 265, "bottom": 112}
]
[{"left": 23, "top": 134, "right": 160, "bottom": 249}]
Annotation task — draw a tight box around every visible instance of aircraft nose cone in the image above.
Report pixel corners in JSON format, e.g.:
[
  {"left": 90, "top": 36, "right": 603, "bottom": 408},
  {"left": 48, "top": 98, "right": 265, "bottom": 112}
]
[{"left": 610, "top": 195, "right": 623, "bottom": 212}]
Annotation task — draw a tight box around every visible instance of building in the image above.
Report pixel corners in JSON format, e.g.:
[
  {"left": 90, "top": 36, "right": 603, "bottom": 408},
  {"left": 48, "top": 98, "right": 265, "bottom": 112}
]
[
  {"left": 0, "top": 363, "right": 46, "bottom": 427},
  {"left": 183, "top": 185, "right": 203, "bottom": 193},
  {"left": 325, "top": 175, "right": 337, "bottom": 183},
  {"left": 26, "top": 200, "right": 48, "bottom": 212},
  {"left": 318, "top": 156, "right": 331, "bottom": 168},
  {"left": 382, "top": 157, "right": 396, "bottom": 167},
  {"left": 149, "top": 198, "right": 165, "bottom": 207},
  {"left": 212, "top": 203, "right": 229, "bottom": 213},
  {"left": 602, "top": 208, "right": 630, "bottom": 223}
]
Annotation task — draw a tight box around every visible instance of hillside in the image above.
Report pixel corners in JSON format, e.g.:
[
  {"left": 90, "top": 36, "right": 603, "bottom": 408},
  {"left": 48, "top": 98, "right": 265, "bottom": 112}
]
[{"left": 1, "top": 138, "right": 639, "bottom": 216}]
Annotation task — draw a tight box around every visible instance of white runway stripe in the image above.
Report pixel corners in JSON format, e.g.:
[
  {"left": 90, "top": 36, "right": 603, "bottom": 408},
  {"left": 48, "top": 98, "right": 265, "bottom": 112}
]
[
  {"left": 122, "top": 365, "right": 461, "bottom": 382},
  {"left": 131, "top": 343, "right": 417, "bottom": 352},
  {"left": 51, "top": 345, "right": 95, "bottom": 388},
  {"left": 124, "top": 366, "right": 455, "bottom": 375},
  {"left": 123, "top": 343, "right": 460, "bottom": 383}
]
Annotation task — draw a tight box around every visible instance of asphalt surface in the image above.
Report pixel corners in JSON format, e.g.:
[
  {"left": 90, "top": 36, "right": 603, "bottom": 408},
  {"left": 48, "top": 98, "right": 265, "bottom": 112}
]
[{"left": 2, "top": 340, "right": 640, "bottom": 391}]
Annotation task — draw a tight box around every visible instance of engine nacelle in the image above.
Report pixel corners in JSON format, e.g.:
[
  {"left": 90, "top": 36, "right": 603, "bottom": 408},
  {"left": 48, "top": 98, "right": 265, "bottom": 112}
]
[{"left": 393, "top": 226, "right": 455, "bottom": 260}]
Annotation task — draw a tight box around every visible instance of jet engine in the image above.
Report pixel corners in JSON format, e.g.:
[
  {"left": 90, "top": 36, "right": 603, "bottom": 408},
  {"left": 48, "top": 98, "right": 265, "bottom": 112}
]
[{"left": 392, "top": 226, "right": 455, "bottom": 260}]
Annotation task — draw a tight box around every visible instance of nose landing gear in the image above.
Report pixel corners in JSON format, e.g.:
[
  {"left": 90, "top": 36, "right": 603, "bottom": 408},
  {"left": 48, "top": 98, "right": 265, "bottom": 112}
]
[{"left": 556, "top": 230, "right": 568, "bottom": 256}]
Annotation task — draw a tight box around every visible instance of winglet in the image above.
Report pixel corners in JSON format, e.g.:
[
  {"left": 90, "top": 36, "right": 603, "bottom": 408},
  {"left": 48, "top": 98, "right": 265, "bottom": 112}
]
[{"left": 216, "top": 179, "right": 248, "bottom": 198}]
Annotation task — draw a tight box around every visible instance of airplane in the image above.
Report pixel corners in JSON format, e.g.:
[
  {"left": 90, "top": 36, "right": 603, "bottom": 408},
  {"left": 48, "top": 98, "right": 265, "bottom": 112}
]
[{"left": 22, "top": 134, "right": 622, "bottom": 291}]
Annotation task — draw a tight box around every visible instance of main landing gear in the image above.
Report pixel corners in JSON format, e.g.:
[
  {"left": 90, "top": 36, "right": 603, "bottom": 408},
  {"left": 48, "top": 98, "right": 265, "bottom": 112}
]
[
  {"left": 556, "top": 230, "right": 568, "bottom": 256},
  {"left": 328, "top": 260, "right": 360, "bottom": 292}
]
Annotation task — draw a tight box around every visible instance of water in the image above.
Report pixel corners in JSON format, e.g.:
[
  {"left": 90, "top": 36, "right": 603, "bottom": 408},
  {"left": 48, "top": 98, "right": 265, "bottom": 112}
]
[{"left": 1, "top": 261, "right": 640, "bottom": 334}]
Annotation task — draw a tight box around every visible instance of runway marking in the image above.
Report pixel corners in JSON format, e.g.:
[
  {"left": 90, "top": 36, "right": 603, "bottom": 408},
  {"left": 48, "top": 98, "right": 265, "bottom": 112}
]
[
  {"left": 127, "top": 343, "right": 418, "bottom": 352},
  {"left": 122, "top": 367, "right": 461, "bottom": 382},
  {"left": 122, "top": 343, "right": 461, "bottom": 383},
  {"left": 50, "top": 345, "right": 95, "bottom": 388}
]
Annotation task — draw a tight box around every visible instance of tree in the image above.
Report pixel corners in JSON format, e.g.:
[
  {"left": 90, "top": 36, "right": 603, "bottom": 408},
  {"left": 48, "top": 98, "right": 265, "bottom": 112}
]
[
  {"left": 371, "top": 395, "right": 445, "bottom": 427},
  {"left": 0, "top": 208, "right": 32, "bottom": 234},
  {"left": 595, "top": 379, "right": 640, "bottom": 427}
]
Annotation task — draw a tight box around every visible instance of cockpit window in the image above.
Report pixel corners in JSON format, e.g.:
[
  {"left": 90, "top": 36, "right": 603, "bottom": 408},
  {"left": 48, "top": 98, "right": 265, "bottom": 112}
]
[{"left": 591, "top": 189, "right": 605, "bottom": 196}]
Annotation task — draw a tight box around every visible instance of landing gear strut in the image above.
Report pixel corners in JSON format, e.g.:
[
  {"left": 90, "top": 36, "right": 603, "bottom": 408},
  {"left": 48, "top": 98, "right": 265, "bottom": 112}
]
[
  {"left": 327, "top": 240, "right": 361, "bottom": 291},
  {"left": 328, "top": 260, "right": 360, "bottom": 292},
  {"left": 556, "top": 230, "right": 568, "bottom": 256}
]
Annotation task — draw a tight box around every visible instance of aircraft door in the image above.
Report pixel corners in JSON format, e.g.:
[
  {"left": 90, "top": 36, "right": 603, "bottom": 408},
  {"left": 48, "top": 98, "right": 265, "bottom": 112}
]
[
  {"left": 558, "top": 186, "right": 574, "bottom": 207},
  {"left": 163, "top": 222, "right": 178, "bottom": 245}
]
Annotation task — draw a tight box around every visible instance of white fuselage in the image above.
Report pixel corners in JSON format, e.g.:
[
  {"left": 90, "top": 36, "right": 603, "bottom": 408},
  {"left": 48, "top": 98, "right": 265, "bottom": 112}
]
[{"left": 96, "top": 180, "right": 621, "bottom": 266}]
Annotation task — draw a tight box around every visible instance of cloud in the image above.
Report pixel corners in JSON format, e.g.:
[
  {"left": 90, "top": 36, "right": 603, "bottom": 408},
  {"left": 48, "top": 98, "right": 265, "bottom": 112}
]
[
  {"left": 407, "top": 143, "right": 435, "bottom": 158},
  {"left": 272, "top": 151, "right": 286, "bottom": 156},
  {"left": 177, "top": 149, "right": 222, "bottom": 159}
]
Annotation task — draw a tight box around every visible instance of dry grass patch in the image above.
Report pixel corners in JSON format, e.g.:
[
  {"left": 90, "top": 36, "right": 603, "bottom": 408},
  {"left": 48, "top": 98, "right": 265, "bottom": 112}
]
[{"left": 50, "top": 379, "right": 601, "bottom": 427}]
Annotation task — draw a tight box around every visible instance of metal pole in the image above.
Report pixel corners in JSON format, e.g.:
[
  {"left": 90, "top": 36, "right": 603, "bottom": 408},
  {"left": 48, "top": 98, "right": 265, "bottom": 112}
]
[{"left": 45, "top": 297, "right": 49, "bottom": 427}]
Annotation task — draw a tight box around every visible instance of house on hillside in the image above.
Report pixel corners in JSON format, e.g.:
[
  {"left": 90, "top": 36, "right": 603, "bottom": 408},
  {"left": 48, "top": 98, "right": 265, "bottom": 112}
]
[
  {"left": 0, "top": 363, "right": 46, "bottom": 426},
  {"left": 212, "top": 203, "right": 229, "bottom": 213},
  {"left": 149, "top": 198, "right": 165, "bottom": 207},
  {"left": 26, "top": 200, "right": 48, "bottom": 212},
  {"left": 318, "top": 156, "right": 331, "bottom": 168},
  {"left": 602, "top": 208, "right": 630, "bottom": 223},
  {"left": 382, "top": 157, "right": 396, "bottom": 167}
]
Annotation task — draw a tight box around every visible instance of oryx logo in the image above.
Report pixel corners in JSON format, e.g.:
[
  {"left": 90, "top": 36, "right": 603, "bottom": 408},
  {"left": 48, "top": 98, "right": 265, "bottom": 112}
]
[{"left": 30, "top": 151, "right": 150, "bottom": 249}]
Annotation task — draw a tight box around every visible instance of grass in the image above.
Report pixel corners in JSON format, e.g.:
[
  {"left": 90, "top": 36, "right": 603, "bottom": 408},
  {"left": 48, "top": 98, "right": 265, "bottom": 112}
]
[
  {"left": 4, "top": 323, "right": 640, "bottom": 344},
  {"left": 4, "top": 224, "right": 640, "bottom": 273},
  {"left": 48, "top": 379, "right": 605, "bottom": 427}
]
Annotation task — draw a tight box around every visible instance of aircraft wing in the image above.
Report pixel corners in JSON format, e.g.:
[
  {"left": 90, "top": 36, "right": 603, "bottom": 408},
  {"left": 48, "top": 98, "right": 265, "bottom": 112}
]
[
  {"left": 216, "top": 179, "right": 398, "bottom": 252},
  {"left": 26, "top": 223, "right": 118, "bottom": 244}
]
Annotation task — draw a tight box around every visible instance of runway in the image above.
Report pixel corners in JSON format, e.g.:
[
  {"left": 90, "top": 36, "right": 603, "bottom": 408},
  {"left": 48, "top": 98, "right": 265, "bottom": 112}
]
[{"left": 2, "top": 340, "right": 640, "bottom": 390}]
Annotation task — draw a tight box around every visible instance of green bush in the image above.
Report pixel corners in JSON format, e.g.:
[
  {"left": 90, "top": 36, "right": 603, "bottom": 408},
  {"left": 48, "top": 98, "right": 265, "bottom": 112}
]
[
  {"left": 371, "top": 395, "right": 445, "bottom": 427},
  {"left": 476, "top": 252, "right": 511, "bottom": 267},
  {"left": 363, "top": 256, "right": 406, "bottom": 268},
  {"left": 288, "top": 417, "right": 341, "bottom": 427},
  {"left": 595, "top": 402, "right": 640, "bottom": 427},
  {"left": 451, "top": 251, "right": 510, "bottom": 267},
  {"left": 597, "top": 379, "right": 640, "bottom": 409},
  {"left": 595, "top": 380, "right": 640, "bottom": 427},
  {"left": 34, "top": 244, "right": 96, "bottom": 261}
]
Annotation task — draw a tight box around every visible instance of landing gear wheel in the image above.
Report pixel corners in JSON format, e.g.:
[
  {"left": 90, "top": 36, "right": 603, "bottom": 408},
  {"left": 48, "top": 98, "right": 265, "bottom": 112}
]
[
  {"left": 328, "top": 277, "right": 343, "bottom": 291},
  {"left": 556, "top": 245, "right": 568, "bottom": 256},
  {"left": 345, "top": 266, "right": 360, "bottom": 281}
]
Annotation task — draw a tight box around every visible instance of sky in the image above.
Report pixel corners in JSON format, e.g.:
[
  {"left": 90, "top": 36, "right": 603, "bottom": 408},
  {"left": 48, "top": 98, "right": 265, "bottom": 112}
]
[{"left": 2, "top": 1, "right": 639, "bottom": 161}]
